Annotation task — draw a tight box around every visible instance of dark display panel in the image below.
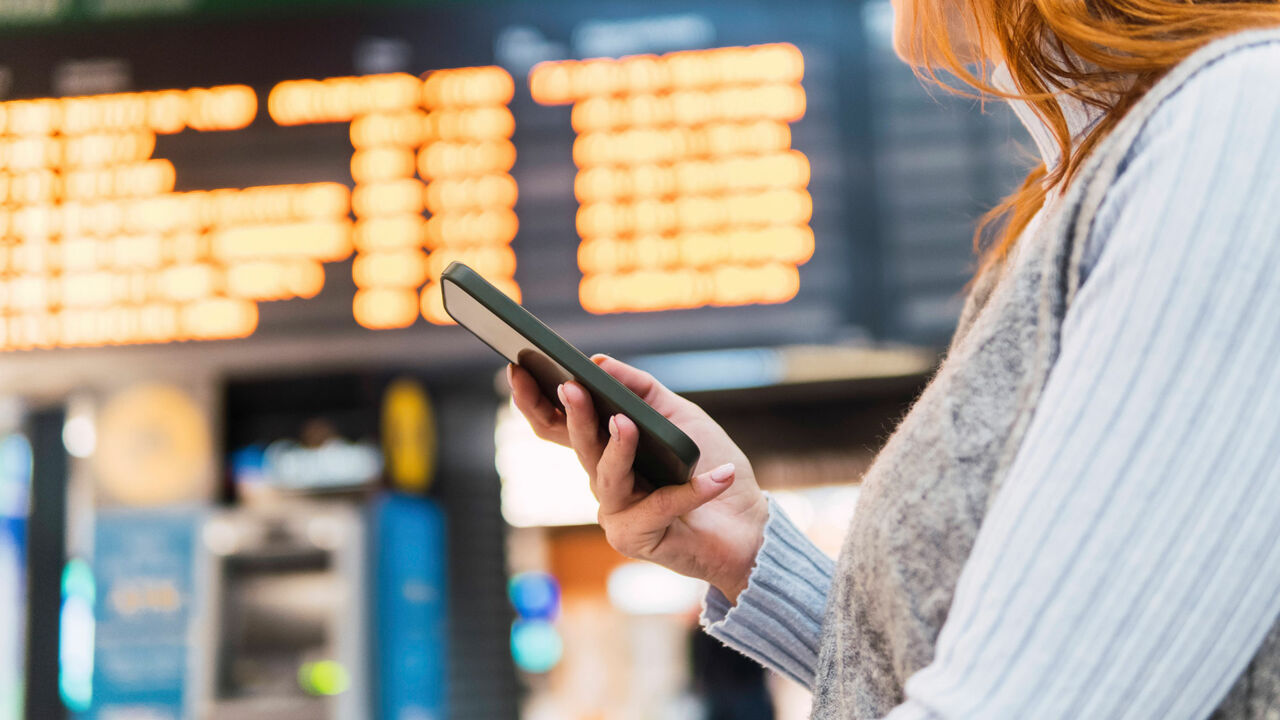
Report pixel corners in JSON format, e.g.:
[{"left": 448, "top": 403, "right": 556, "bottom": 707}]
[{"left": 0, "top": 0, "right": 1030, "bottom": 359}]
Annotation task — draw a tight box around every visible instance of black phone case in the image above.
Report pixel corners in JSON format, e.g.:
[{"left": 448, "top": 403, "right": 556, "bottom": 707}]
[{"left": 440, "top": 262, "right": 700, "bottom": 488}]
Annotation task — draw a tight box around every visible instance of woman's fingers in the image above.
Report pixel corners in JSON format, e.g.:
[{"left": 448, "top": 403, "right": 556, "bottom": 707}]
[
  {"left": 601, "top": 461, "right": 737, "bottom": 558},
  {"left": 560, "top": 380, "right": 605, "bottom": 475},
  {"left": 508, "top": 363, "right": 569, "bottom": 446},
  {"left": 591, "top": 355, "right": 686, "bottom": 417},
  {"left": 595, "top": 413, "right": 640, "bottom": 514}
]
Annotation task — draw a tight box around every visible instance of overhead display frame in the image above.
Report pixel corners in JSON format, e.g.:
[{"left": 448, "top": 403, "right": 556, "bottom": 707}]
[{"left": 0, "top": 0, "right": 1026, "bottom": 364}]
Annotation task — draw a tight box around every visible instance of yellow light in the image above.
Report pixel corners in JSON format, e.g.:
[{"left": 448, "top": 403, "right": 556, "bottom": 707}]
[
  {"left": 60, "top": 272, "right": 117, "bottom": 308},
  {"left": 422, "top": 209, "right": 518, "bottom": 249},
  {"left": 352, "top": 215, "right": 426, "bottom": 252},
  {"left": 12, "top": 205, "right": 59, "bottom": 240},
  {"left": 122, "top": 195, "right": 190, "bottom": 235},
  {"left": 351, "top": 178, "right": 425, "bottom": 218},
  {"left": 60, "top": 237, "right": 106, "bottom": 272},
  {"left": 577, "top": 237, "right": 628, "bottom": 274},
  {"left": 0, "top": 66, "right": 527, "bottom": 350},
  {"left": 528, "top": 61, "right": 577, "bottom": 106},
  {"left": 60, "top": 202, "right": 125, "bottom": 237},
  {"left": 226, "top": 261, "right": 283, "bottom": 300},
  {"left": 4, "top": 313, "right": 59, "bottom": 350},
  {"left": 62, "top": 132, "right": 156, "bottom": 168},
  {"left": 268, "top": 73, "right": 421, "bottom": 126},
  {"left": 146, "top": 90, "right": 189, "bottom": 134},
  {"left": 9, "top": 277, "right": 52, "bottom": 312},
  {"left": 226, "top": 260, "right": 300, "bottom": 300},
  {"left": 285, "top": 259, "right": 325, "bottom": 299},
  {"left": 2, "top": 137, "right": 61, "bottom": 171},
  {"left": 9, "top": 170, "right": 60, "bottom": 206},
  {"left": 293, "top": 183, "right": 352, "bottom": 218},
  {"left": 201, "top": 184, "right": 350, "bottom": 227},
  {"left": 579, "top": 269, "right": 709, "bottom": 314},
  {"left": 353, "top": 288, "right": 418, "bottom": 329},
  {"left": 268, "top": 79, "right": 325, "bottom": 126},
  {"left": 350, "top": 111, "right": 428, "bottom": 149},
  {"left": 213, "top": 260, "right": 322, "bottom": 302},
  {"left": 211, "top": 221, "right": 353, "bottom": 263},
  {"left": 351, "top": 148, "right": 416, "bottom": 183},
  {"left": 5, "top": 99, "right": 61, "bottom": 135},
  {"left": 710, "top": 263, "right": 800, "bottom": 305},
  {"left": 422, "top": 66, "right": 514, "bottom": 109},
  {"left": 63, "top": 160, "right": 176, "bottom": 201},
  {"left": 722, "top": 188, "right": 813, "bottom": 227},
  {"left": 423, "top": 107, "right": 515, "bottom": 142},
  {"left": 417, "top": 140, "right": 517, "bottom": 179},
  {"left": 60, "top": 93, "right": 149, "bottom": 134},
  {"left": 545, "top": 43, "right": 812, "bottom": 315},
  {"left": 351, "top": 249, "right": 428, "bottom": 289},
  {"left": 362, "top": 73, "right": 423, "bottom": 113},
  {"left": 628, "top": 235, "right": 680, "bottom": 270},
  {"left": 155, "top": 264, "right": 219, "bottom": 302},
  {"left": 423, "top": 174, "right": 517, "bottom": 213},
  {"left": 136, "top": 303, "right": 181, "bottom": 342},
  {"left": 165, "top": 232, "right": 206, "bottom": 265},
  {"left": 181, "top": 297, "right": 258, "bottom": 340},
  {"left": 186, "top": 85, "right": 258, "bottom": 131},
  {"left": 11, "top": 242, "right": 51, "bottom": 274}
]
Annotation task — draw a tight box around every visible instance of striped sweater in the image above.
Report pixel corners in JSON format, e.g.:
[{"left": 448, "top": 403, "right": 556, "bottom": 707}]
[{"left": 702, "top": 31, "right": 1280, "bottom": 719}]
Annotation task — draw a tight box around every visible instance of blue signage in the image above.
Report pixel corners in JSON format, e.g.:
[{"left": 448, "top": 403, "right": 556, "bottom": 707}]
[
  {"left": 0, "top": 432, "right": 31, "bottom": 720},
  {"left": 373, "top": 494, "right": 447, "bottom": 720},
  {"left": 90, "top": 508, "right": 202, "bottom": 720},
  {"left": 0, "top": 516, "right": 24, "bottom": 720}
]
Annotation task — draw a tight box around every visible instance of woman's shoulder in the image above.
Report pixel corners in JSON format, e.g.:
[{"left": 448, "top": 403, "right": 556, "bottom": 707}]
[
  {"left": 1137, "top": 31, "right": 1280, "bottom": 146},
  {"left": 1078, "top": 31, "right": 1280, "bottom": 280}
]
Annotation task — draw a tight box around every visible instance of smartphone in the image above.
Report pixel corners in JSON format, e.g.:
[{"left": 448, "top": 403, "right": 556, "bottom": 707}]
[{"left": 441, "top": 262, "right": 700, "bottom": 488}]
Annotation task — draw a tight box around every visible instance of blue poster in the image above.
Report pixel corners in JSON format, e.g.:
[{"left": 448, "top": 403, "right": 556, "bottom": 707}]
[
  {"left": 90, "top": 508, "right": 202, "bottom": 720},
  {"left": 0, "top": 517, "right": 25, "bottom": 720},
  {"left": 0, "top": 432, "right": 31, "bottom": 720},
  {"left": 373, "top": 494, "right": 447, "bottom": 720}
]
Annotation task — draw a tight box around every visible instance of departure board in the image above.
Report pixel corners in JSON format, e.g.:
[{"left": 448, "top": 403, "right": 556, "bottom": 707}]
[{"left": 0, "top": 0, "right": 1030, "bottom": 355}]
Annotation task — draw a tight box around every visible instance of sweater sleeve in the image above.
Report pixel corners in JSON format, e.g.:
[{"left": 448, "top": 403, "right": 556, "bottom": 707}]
[
  {"left": 885, "top": 43, "right": 1280, "bottom": 719},
  {"left": 700, "top": 494, "right": 835, "bottom": 689}
]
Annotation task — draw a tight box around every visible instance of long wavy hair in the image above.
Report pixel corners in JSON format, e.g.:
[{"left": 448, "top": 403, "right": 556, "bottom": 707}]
[{"left": 908, "top": 0, "right": 1280, "bottom": 275}]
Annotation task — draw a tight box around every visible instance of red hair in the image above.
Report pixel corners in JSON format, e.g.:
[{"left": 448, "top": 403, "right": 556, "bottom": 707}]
[{"left": 907, "top": 0, "right": 1280, "bottom": 275}]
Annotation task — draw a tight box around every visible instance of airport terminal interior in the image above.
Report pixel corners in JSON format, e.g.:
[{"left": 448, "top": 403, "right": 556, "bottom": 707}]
[{"left": 0, "top": 1, "right": 1031, "bottom": 717}]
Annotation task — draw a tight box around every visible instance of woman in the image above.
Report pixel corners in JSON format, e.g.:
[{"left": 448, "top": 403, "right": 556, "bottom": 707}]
[{"left": 510, "top": 1, "right": 1280, "bottom": 716}]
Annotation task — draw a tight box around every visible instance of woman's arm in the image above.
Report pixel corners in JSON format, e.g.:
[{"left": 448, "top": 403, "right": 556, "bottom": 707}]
[
  {"left": 700, "top": 495, "right": 835, "bottom": 689},
  {"left": 886, "top": 44, "right": 1280, "bottom": 719}
]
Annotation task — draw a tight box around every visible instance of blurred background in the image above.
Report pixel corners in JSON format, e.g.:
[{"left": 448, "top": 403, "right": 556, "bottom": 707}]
[{"left": 0, "top": 0, "right": 1033, "bottom": 718}]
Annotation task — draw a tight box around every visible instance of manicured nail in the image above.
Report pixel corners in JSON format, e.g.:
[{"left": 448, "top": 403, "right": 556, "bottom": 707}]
[
  {"left": 557, "top": 383, "right": 568, "bottom": 406},
  {"left": 709, "top": 463, "right": 735, "bottom": 483},
  {"left": 608, "top": 415, "right": 618, "bottom": 438}
]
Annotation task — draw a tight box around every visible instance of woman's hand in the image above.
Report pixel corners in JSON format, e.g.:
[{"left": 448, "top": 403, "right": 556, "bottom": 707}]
[{"left": 508, "top": 355, "right": 768, "bottom": 602}]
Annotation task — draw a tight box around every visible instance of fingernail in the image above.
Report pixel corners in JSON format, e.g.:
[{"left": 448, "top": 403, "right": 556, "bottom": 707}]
[
  {"left": 608, "top": 415, "right": 618, "bottom": 438},
  {"left": 709, "top": 463, "right": 735, "bottom": 483},
  {"left": 506, "top": 364, "right": 514, "bottom": 385},
  {"left": 557, "top": 383, "right": 568, "bottom": 406}
]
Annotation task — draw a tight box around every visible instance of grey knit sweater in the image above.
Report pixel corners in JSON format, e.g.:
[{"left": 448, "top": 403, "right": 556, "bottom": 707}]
[{"left": 702, "top": 28, "right": 1280, "bottom": 719}]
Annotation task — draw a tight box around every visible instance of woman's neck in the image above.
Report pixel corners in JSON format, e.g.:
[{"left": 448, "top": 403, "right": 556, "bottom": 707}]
[{"left": 992, "top": 62, "right": 1106, "bottom": 170}]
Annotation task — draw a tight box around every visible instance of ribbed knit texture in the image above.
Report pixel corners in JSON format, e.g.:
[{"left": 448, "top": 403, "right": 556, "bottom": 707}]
[
  {"left": 701, "top": 35, "right": 1280, "bottom": 719},
  {"left": 701, "top": 496, "right": 835, "bottom": 687}
]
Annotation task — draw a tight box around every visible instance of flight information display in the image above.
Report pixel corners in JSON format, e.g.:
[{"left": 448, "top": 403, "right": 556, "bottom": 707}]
[{"left": 0, "top": 0, "right": 1028, "bottom": 355}]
